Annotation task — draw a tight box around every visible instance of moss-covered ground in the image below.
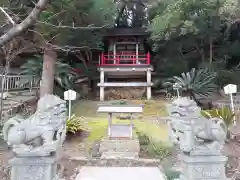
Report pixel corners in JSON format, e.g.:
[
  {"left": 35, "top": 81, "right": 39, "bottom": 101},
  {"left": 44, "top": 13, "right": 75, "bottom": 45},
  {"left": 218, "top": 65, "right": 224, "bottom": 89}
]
[{"left": 72, "top": 99, "right": 170, "bottom": 144}]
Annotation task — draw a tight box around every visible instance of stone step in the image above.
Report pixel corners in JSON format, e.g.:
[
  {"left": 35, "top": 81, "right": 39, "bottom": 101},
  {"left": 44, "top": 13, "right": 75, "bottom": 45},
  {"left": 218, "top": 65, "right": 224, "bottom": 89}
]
[
  {"left": 97, "top": 82, "right": 153, "bottom": 87},
  {"left": 99, "top": 138, "right": 140, "bottom": 153},
  {"left": 101, "top": 151, "right": 139, "bottom": 159},
  {"left": 68, "top": 156, "right": 161, "bottom": 167}
]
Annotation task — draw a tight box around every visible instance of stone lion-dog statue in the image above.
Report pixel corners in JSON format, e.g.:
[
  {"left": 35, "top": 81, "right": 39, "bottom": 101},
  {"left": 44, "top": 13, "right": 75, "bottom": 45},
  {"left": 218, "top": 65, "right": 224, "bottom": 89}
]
[{"left": 2, "top": 94, "right": 67, "bottom": 157}]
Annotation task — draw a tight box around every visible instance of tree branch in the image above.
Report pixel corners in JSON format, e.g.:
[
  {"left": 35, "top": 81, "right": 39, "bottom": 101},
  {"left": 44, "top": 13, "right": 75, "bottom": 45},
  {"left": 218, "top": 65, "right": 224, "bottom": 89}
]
[
  {"left": 0, "top": 0, "right": 49, "bottom": 46},
  {"left": 0, "top": 7, "right": 16, "bottom": 25},
  {"left": 37, "top": 21, "right": 111, "bottom": 30}
]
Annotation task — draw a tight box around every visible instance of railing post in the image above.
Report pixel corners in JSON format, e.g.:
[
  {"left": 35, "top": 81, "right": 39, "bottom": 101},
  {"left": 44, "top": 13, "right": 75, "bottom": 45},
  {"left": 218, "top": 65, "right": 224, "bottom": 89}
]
[
  {"left": 6, "top": 76, "right": 9, "bottom": 93},
  {"left": 117, "top": 55, "right": 120, "bottom": 65},
  {"left": 101, "top": 52, "right": 104, "bottom": 65},
  {"left": 147, "top": 52, "right": 150, "bottom": 65},
  {"left": 133, "top": 54, "right": 136, "bottom": 64},
  {"left": 30, "top": 77, "right": 33, "bottom": 92}
]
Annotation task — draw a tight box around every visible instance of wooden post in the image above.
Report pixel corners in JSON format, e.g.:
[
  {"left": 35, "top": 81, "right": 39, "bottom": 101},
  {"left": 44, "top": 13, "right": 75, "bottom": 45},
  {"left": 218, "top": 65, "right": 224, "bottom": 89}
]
[
  {"left": 130, "top": 113, "right": 133, "bottom": 138},
  {"left": 136, "top": 42, "right": 139, "bottom": 64},
  {"left": 147, "top": 69, "right": 151, "bottom": 100},
  {"left": 108, "top": 113, "right": 112, "bottom": 137},
  {"left": 113, "top": 41, "right": 116, "bottom": 64},
  {"left": 100, "top": 69, "right": 104, "bottom": 101}
]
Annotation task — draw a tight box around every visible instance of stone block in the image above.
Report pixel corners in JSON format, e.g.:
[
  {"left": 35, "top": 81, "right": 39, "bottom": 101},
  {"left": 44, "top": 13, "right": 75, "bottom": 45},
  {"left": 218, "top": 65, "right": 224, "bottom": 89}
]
[
  {"left": 179, "top": 153, "right": 228, "bottom": 180},
  {"left": 99, "top": 138, "right": 140, "bottom": 159},
  {"left": 9, "top": 155, "right": 58, "bottom": 180}
]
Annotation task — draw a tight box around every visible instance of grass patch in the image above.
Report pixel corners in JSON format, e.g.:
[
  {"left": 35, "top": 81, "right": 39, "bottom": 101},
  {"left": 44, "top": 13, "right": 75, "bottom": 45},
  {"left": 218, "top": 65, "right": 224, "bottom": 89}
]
[
  {"left": 72, "top": 99, "right": 170, "bottom": 155},
  {"left": 131, "top": 100, "right": 167, "bottom": 117},
  {"left": 83, "top": 117, "right": 169, "bottom": 144},
  {"left": 137, "top": 131, "right": 172, "bottom": 159},
  {"left": 72, "top": 100, "right": 167, "bottom": 118},
  {"left": 135, "top": 120, "right": 169, "bottom": 143}
]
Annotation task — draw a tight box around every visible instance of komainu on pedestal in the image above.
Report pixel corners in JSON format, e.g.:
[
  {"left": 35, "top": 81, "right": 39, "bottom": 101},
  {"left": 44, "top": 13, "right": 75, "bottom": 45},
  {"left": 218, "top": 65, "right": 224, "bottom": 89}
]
[
  {"left": 3, "top": 94, "right": 67, "bottom": 180},
  {"left": 167, "top": 97, "right": 229, "bottom": 180}
]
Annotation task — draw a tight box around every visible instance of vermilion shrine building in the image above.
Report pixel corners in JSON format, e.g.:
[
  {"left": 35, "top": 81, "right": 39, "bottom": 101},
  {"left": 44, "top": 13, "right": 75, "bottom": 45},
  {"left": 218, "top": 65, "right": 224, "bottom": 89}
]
[{"left": 98, "top": 28, "right": 153, "bottom": 101}]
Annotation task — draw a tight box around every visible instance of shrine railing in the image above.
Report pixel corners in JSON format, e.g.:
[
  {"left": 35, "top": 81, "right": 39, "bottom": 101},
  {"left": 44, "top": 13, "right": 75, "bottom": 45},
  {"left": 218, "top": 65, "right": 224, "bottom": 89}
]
[
  {"left": 99, "top": 52, "right": 150, "bottom": 66},
  {"left": 0, "top": 74, "right": 39, "bottom": 92}
]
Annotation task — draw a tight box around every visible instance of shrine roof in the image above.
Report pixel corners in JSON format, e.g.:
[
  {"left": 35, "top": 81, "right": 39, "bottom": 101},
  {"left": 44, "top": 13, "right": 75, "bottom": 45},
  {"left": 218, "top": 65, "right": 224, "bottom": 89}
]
[{"left": 104, "top": 28, "right": 149, "bottom": 37}]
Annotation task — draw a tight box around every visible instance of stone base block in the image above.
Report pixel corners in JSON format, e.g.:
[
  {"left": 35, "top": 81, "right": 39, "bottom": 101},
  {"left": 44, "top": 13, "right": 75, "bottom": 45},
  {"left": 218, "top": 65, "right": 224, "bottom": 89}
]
[
  {"left": 9, "top": 155, "right": 58, "bottom": 180},
  {"left": 180, "top": 153, "right": 228, "bottom": 180},
  {"left": 99, "top": 138, "right": 140, "bottom": 159},
  {"left": 101, "top": 151, "right": 139, "bottom": 159}
]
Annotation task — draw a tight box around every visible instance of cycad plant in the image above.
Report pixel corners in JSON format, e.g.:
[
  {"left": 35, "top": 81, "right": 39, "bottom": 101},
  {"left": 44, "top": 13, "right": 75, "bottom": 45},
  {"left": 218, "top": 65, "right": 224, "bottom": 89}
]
[
  {"left": 164, "top": 68, "right": 218, "bottom": 105},
  {"left": 20, "top": 55, "right": 77, "bottom": 91},
  {"left": 201, "top": 106, "right": 234, "bottom": 127}
]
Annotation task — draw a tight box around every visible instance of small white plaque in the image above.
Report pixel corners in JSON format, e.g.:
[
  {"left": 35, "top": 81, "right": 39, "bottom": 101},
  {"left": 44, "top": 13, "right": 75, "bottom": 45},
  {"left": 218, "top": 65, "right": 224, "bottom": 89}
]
[
  {"left": 224, "top": 84, "right": 237, "bottom": 94},
  {"left": 64, "top": 90, "right": 77, "bottom": 100}
]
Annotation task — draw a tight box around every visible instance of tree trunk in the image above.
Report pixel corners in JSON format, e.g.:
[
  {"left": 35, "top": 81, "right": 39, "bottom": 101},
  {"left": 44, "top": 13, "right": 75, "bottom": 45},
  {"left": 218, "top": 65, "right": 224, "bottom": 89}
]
[
  {"left": 39, "top": 46, "right": 57, "bottom": 97},
  {"left": 209, "top": 36, "right": 213, "bottom": 64}
]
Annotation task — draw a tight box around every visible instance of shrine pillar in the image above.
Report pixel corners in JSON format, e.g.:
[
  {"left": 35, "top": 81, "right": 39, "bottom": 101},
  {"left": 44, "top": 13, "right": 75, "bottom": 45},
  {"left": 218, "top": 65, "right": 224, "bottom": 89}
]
[
  {"left": 146, "top": 68, "right": 151, "bottom": 100},
  {"left": 100, "top": 69, "right": 105, "bottom": 101}
]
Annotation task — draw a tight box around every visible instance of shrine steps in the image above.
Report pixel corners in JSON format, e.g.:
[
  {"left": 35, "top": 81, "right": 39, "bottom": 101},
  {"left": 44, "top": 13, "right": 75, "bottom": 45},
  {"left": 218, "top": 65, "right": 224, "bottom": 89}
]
[
  {"left": 101, "top": 151, "right": 138, "bottom": 159},
  {"left": 68, "top": 156, "right": 161, "bottom": 167},
  {"left": 99, "top": 138, "right": 140, "bottom": 159}
]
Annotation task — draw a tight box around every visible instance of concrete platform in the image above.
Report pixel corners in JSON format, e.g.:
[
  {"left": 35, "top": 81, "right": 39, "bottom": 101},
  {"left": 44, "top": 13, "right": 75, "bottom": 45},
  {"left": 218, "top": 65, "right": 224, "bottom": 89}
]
[
  {"left": 75, "top": 167, "right": 166, "bottom": 180},
  {"left": 99, "top": 138, "right": 140, "bottom": 159}
]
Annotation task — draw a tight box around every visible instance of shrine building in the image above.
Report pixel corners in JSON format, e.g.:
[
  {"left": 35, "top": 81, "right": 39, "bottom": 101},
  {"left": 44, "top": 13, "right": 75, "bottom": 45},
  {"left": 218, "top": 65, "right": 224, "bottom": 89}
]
[{"left": 98, "top": 28, "right": 153, "bottom": 101}]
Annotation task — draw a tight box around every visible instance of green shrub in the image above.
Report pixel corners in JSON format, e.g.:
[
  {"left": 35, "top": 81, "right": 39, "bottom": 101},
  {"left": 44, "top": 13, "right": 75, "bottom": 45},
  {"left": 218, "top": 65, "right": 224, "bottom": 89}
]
[
  {"left": 66, "top": 114, "right": 86, "bottom": 134},
  {"left": 112, "top": 100, "right": 128, "bottom": 105},
  {"left": 163, "top": 168, "right": 181, "bottom": 180},
  {"left": 163, "top": 68, "right": 218, "bottom": 104},
  {"left": 201, "top": 106, "right": 234, "bottom": 127},
  {"left": 136, "top": 131, "right": 151, "bottom": 146},
  {"left": 147, "top": 140, "right": 172, "bottom": 159}
]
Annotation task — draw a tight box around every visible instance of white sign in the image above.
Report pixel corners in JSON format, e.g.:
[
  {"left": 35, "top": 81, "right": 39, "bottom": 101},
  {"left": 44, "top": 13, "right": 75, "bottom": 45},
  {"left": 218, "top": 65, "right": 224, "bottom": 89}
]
[
  {"left": 64, "top": 90, "right": 77, "bottom": 119},
  {"left": 173, "top": 83, "right": 182, "bottom": 98},
  {"left": 223, "top": 84, "right": 237, "bottom": 125},
  {"left": 224, "top": 84, "right": 237, "bottom": 94},
  {"left": 64, "top": 90, "right": 77, "bottom": 101}
]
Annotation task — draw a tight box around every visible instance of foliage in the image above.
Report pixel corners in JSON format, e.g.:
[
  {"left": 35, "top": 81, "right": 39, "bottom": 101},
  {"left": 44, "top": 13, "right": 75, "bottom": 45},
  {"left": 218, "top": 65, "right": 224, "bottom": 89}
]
[
  {"left": 201, "top": 106, "right": 234, "bottom": 127},
  {"left": 163, "top": 168, "right": 181, "bottom": 180},
  {"left": 111, "top": 100, "right": 128, "bottom": 105},
  {"left": 199, "top": 59, "right": 238, "bottom": 88},
  {"left": 163, "top": 68, "right": 218, "bottom": 101},
  {"left": 146, "top": 140, "right": 172, "bottom": 159},
  {"left": 136, "top": 131, "right": 150, "bottom": 146},
  {"left": 20, "top": 55, "right": 77, "bottom": 90},
  {"left": 149, "top": 0, "right": 238, "bottom": 41},
  {"left": 148, "top": 0, "right": 240, "bottom": 90},
  {"left": 66, "top": 114, "right": 86, "bottom": 134},
  {"left": 137, "top": 131, "right": 172, "bottom": 159},
  {"left": 36, "top": 0, "right": 117, "bottom": 48}
]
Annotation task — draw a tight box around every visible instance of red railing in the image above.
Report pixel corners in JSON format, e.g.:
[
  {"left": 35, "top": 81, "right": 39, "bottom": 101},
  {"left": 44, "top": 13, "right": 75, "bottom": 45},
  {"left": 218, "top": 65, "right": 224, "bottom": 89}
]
[{"left": 99, "top": 52, "right": 150, "bottom": 66}]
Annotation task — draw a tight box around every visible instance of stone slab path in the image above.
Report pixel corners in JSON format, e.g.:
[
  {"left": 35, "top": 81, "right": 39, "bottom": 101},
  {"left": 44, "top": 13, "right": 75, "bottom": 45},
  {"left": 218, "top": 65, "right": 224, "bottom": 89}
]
[{"left": 75, "top": 167, "right": 166, "bottom": 180}]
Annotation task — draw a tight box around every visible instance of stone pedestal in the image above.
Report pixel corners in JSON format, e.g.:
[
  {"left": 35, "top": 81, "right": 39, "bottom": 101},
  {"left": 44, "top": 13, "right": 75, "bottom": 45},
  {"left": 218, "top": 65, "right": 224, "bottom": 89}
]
[
  {"left": 9, "top": 155, "right": 58, "bottom": 180},
  {"left": 179, "top": 153, "right": 228, "bottom": 180},
  {"left": 99, "top": 138, "right": 140, "bottom": 159}
]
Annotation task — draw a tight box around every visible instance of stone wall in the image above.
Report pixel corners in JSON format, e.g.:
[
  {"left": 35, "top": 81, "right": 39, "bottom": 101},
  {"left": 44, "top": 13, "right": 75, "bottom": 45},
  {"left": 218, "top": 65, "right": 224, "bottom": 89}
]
[{"left": 68, "top": 157, "right": 161, "bottom": 167}]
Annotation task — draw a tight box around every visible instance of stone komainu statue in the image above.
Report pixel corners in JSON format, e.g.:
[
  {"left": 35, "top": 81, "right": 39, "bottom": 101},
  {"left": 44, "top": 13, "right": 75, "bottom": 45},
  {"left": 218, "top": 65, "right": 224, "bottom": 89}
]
[
  {"left": 167, "top": 97, "right": 227, "bottom": 155},
  {"left": 2, "top": 94, "right": 67, "bottom": 157}
]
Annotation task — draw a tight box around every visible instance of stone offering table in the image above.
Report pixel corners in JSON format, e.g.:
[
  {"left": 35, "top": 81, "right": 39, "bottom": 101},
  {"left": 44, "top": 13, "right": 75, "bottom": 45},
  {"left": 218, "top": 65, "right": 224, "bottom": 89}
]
[
  {"left": 97, "top": 104, "right": 143, "bottom": 159},
  {"left": 97, "top": 104, "right": 143, "bottom": 139}
]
